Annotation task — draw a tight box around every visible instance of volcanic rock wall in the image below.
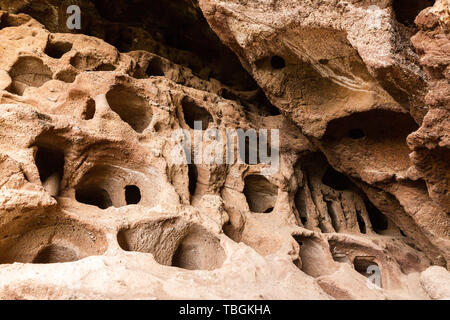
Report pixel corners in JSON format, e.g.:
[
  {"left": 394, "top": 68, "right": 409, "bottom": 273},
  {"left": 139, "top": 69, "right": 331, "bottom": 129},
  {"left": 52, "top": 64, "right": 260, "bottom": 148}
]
[{"left": 0, "top": 0, "right": 448, "bottom": 300}]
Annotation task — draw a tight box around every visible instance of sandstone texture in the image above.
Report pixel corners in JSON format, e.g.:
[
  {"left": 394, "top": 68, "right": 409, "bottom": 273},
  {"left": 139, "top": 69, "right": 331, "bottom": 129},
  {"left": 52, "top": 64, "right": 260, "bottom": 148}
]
[{"left": 0, "top": 0, "right": 448, "bottom": 300}]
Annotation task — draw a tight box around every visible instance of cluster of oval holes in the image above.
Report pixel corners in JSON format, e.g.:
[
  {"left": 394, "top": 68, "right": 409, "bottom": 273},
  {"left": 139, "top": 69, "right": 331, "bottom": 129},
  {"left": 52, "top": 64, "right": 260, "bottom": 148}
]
[
  {"left": 34, "top": 146, "right": 141, "bottom": 210},
  {"left": 19, "top": 145, "right": 227, "bottom": 270}
]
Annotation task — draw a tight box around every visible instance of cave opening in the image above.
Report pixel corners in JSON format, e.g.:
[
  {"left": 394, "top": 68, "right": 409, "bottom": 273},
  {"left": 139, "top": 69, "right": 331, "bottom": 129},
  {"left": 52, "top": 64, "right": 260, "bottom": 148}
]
[
  {"left": 171, "top": 226, "right": 226, "bottom": 271},
  {"left": 366, "top": 199, "right": 389, "bottom": 233},
  {"left": 271, "top": 56, "right": 286, "bottom": 69},
  {"left": 300, "top": 216, "right": 307, "bottom": 225},
  {"left": 181, "top": 97, "right": 213, "bottom": 130},
  {"left": 393, "top": 0, "right": 435, "bottom": 27},
  {"left": 44, "top": 40, "right": 73, "bottom": 59},
  {"left": 324, "top": 110, "right": 419, "bottom": 143},
  {"left": 92, "top": 0, "right": 258, "bottom": 91},
  {"left": 146, "top": 58, "right": 165, "bottom": 77},
  {"left": 75, "top": 186, "right": 113, "bottom": 209},
  {"left": 117, "top": 221, "right": 225, "bottom": 270},
  {"left": 243, "top": 175, "right": 278, "bottom": 213},
  {"left": 353, "top": 257, "right": 382, "bottom": 287},
  {"left": 322, "top": 166, "right": 352, "bottom": 191},
  {"left": 35, "top": 146, "right": 65, "bottom": 184},
  {"left": 83, "top": 98, "right": 96, "bottom": 120},
  {"left": 94, "top": 63, "right": 116, "bottom": 71},
  {"left": 105, "top": 85, "right": 153, "bottom": 133},
  {"left": 356, "top": 210, "right": 367, "bottom": 234},
  {"left": 125, "top": 185, "right": 141, "bottom": 205},
  {"left": 32, "top": 244, "right": 79, "bottom": 264}
]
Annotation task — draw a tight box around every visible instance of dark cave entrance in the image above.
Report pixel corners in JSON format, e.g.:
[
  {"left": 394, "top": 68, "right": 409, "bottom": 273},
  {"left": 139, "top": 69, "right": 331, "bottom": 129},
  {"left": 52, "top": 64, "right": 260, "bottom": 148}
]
[
  {"left": 181, "top": 97, "right": 213, "bottom": 130},
  {"left": 35, "top": 146, "right": 65, "bottom": 184},
  {"left": 75, "top": 186, "right": 113, "bottom": 209},
  {"left": 393, "top": 0, "right": 435, "bottom": 27},
  {"left": 125, "top": 185, "right": 141, "bottom": 205}
]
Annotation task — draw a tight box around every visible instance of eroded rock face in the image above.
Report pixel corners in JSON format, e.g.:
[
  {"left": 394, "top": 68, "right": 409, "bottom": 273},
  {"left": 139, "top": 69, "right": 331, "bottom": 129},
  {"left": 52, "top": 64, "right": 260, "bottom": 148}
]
[
  {"left": 0, "top": 0, "right": 447, "bottom": 300},
  {"left": 199, "top": 0, "right": 450, "bottom": 266}
]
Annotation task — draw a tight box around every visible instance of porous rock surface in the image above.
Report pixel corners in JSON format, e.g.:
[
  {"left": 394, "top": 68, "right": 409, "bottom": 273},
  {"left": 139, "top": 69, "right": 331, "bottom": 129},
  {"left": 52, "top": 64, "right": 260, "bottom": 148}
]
[{"left": 0, "top": 0, "right": 448, "bottom": 300}]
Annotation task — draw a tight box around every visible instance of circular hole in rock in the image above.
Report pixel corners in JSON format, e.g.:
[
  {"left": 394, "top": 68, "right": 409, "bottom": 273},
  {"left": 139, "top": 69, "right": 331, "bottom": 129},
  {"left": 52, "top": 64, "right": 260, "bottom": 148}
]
[
  {"left": 365, "top": 199, "right": 389, "bottom": 234},
  {"left": 181, "top": 96, "right": 213, "bottom": 130},
  {"left": 35, "top": 146, "right": 65, "bottom": 184},
  {"left": 106, "top": 84, "right": 153, "bottom": 133},
  {"left": 271, "top": 56, "right": 286, "bottom": 69},
  {"left": 125, "top": 185, "right": 141, "bottom": 205},
  {"left": 44, "top": 40, "right": 73, "bottom": 59},
  {"left": 353, "top": 257, "right": 382, "bottom": 287}
]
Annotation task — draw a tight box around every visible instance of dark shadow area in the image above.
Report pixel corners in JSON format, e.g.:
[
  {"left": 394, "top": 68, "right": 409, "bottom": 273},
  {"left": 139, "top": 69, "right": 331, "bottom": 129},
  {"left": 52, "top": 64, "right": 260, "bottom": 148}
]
[
  {"left": 181, "top": 97, "right": 213, "bottom": 130},
  {"left": 92, "top": 0, "right": 258, "bottom": 91},
  {"left": 188, "top": 163, "right": 198, "bottom": 196},
  {"left": 32, "top": 244, "right": 78, "bottom": 264},
  {"left": 125, "top": 185, "right": 141, "bottom": 205},
  {"left": 106, "top": 84, "right": 153, "bottom": 133},
  {"left": 322, "top": 166, "right": 352, "bottom": 191},
  {"left": 271, "top": 55, "right": 286, "bottom": 69},
  {"left": 393, "top": 0, "right": 435, "bottom": 27},
  {"left": 146, "top": 58, "right": 165, "bottom": 77},
  {"left": 365, "top": 198, "right": 389, "bottom": 233},
  {"left": 75, "top": 186, "right": 113, "bottom": 209},
  {"left": 83, "top": 98, "right": 96, "bottom": 120},
  {"left": 347, "top": 128, "right": 365, "bottom": 140},
  {"left": 44, "top": 40, "right": 73, "bottom": 59},
  {"left": 35, "top": 146, "right": 65, "bottom": 183}
]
